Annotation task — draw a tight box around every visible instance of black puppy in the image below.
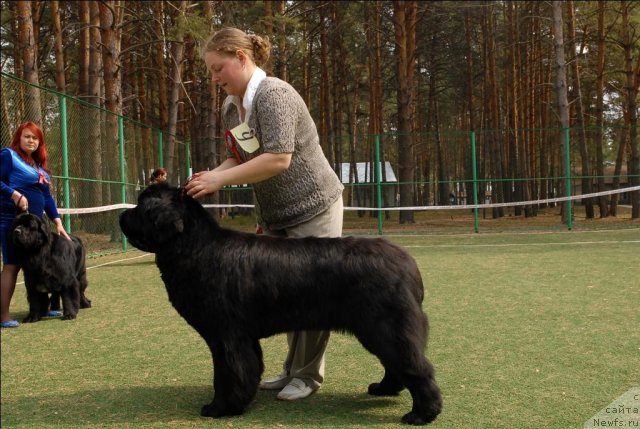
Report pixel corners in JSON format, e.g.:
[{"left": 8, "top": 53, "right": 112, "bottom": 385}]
[
  {"left": 12, "top": 213, "right": 91, "bottom": 322},
  {"left": 119, "top": 184, "right": 442, "bottom": 425}
]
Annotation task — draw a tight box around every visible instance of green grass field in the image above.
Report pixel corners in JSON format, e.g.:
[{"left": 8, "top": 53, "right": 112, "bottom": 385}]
[{"left": 1, "top": 228, "right": 639, "bottom": 429}]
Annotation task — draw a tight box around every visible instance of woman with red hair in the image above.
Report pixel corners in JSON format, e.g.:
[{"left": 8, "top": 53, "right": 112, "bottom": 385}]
[{"left": 1, "top": 122, "right": 70, "bottom": 328}]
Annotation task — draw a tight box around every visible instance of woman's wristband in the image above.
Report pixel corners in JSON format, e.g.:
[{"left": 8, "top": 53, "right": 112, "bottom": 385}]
[{"left": 16, "top": 194, "right": 24, "bottom": 205}]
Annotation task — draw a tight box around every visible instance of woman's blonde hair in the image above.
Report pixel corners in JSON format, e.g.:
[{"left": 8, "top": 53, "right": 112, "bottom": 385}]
[{"left": 202, "top": 27, "right": 271, "bottom": 67}]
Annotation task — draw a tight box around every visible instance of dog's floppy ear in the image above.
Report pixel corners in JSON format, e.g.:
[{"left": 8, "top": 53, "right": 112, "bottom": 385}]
[
  {"left": 144, "top": 194, "right": 185, "bottom": 243},
  {"left": 151, "top": 209, "right": 184, "bottom": 234},
  {"left": 39, "top": 216, "right": 51, "bottom": 235}
]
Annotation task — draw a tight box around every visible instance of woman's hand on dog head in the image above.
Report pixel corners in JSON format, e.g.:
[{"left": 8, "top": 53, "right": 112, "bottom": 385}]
[{"left": 184, "top": 171, "right": 225, "bottom": 199}]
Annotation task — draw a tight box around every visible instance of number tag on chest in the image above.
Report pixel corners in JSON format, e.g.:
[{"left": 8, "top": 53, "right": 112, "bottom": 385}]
[{"left": 229, "top": 123, "right": 260, "bottom": 153}]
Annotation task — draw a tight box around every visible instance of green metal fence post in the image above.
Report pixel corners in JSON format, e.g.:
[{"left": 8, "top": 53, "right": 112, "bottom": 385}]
[
  {"left": 58, "top": 95, "right": 71, "bottom": 232},
  {"left": 563, "top": 127, "right": 572, "bottom": 230},
  {"left": 118, "top": 116, "right": 127, "bottom": 250},
  {"left": 471, "top": 130, "right": 479, "bottom": 233},
  {"left": 375, "top": 134, "right": 383, "bottom": 235}
]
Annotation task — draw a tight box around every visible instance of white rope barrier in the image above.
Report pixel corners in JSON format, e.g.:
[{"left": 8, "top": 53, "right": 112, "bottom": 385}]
[
  {"left": 347, "top": 185, "right": 640, "bottom": 211},
  {"left": 57, "top": 185, "right": 639, "bottom": 214},
  {"left": 58, "top": 203, "right": 134, "bottom": 215}
]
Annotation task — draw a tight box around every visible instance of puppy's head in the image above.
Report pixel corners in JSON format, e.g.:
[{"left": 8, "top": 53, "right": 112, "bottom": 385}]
[
  {"left": 119, "top": 183, "right": 187, "bottom": 253},
  {"left": 12, "top": 213, "right": 50, "bottom": 251}
]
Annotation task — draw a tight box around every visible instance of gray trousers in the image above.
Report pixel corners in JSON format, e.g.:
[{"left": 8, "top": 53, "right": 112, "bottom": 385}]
[{"left": 262, "top": 197, "right": 343, "bottom": 389}]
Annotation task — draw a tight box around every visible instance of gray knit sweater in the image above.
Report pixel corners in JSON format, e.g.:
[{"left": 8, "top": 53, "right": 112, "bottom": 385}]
[{"left": 222, "top": 77, "right": 344, "bottom": 230}]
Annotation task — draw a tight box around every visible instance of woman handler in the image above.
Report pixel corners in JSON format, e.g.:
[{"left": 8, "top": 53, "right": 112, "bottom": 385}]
[{"left": 185, "top": 27, "right": 343, "bottom": 401}]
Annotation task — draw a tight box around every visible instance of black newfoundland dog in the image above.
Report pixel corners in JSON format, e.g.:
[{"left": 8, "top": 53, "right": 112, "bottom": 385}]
[
  {"left": 12, "top": 213, "right": 91, "bottom": 322},
  {"left": 119, "top": 184, "right": 442, "bottom": 425}
]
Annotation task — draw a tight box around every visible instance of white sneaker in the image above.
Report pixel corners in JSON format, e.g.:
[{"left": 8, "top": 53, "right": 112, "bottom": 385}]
[
  {"left": 259, "top": 373, "right": 290, "bottom": 390},
  {"left": 276, "top": 378, "right": 317, "bottom": 401}
]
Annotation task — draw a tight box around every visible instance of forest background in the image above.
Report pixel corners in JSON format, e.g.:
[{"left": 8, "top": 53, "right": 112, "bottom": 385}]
[{"left": 0, "top": 0, "right": 638, "bottom": 225}]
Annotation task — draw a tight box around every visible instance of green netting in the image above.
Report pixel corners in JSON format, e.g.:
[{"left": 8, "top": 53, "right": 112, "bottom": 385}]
[
  {"left": 1, "top": 72, "right": 190, "bottom": 255},
  {"left": 2, "top": 72, "right": 637, "bottom": 252}
]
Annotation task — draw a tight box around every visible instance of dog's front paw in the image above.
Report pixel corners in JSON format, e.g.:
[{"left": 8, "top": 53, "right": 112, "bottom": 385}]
[
  {"left": 22, "top": 314, "right": 42, "bottom": 323},
  {"left": 401, "top": 409, "right": 439, "bottom": 426},
  {"left": 200, "top": 402, "right": 224, "bottom": 418},
  {"left": 368, "top": 382, "right": 402, "bottom": 396},
  {"left": 61, "top": 313, "right": 77, "bottom": 321},
  {"left": 201, "top": 401, "right": 243, "bottom": 418}
]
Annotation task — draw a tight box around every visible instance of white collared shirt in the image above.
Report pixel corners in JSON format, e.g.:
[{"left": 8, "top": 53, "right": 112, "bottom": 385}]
[{"left": 231, "top": 67, "right": 267, "bottom": 124}]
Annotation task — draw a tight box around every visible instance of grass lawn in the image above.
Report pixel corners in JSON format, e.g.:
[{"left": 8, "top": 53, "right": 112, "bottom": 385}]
[{"left": 1, "top": 228, "right": 639, "bottom": 428}]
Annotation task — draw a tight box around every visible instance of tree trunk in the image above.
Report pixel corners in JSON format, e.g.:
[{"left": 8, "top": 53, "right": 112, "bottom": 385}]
[
  {"left": 32, "top": 0, "right": 43, "bottom": 53},
  {"left": 99, "top": 0, "right": 123, "bottom": 184},
  {"left": 620, "top": 0, "right": 639, "bottom": 218},
  {"left": 9, "top": 1, "right": 23, "bottom": 100},
  {"left": 484, "top": 4, "right": 504, "bottom": 218},
  {"left": 464, "top": 11, "right": 477, "bottom": 207},
  {"left": 77, "top": 1, "right": 90, "bottom": 98},
  {"left": 319, "top": 4, "right": 331, "bottom": 157},
  {"left": 393, "top": 0, "right": 416, "bottom": 223},
  {"left": 100, "top": 1, "right": 122, "bottom": 115},
  {"left": 155, "top": 0, "right": 169, "bottom": 129},
  {"left": 136, "top": 40, "right": 153, "bottom": 185},
  {"left": 552, "top": 1, "right": 571, "bottom": 225},
  {"left": 609, "top": 122, "right": 627, "bottom": 216},
  {"left": 83, "top": 1, "right": 104, "bottom": 232},
  {"left": 365, "top": 1, "right": 386, "bottom": 215},
  {"left": 594, "top": 1, "right": 609, "bottom": 217},
  {"left": 198, "top": 0, "right": 217, "bottom": 171},
  {"left": 302, "top": 18, "right": 311, "bottom": 107},
  {"left": 529, "top": 2, "right": 543, "bottom": 208},
  {"left": 51, "top": 1, "right": 66, "bottom": 93},
  {"left": 507, "top": 3, "right": 528, "bottom": 216},
  {"left": 330, "top": 2, "right": 344, "bottom": 175},
  {"left": 429, "top": 61, "right": 448, "bottom": 206},
  {"left": 275, "top": 1, "right": 288, "bottom": 81},
  {"left": 164, "top": 0, "right": 188, "bottom": 177},
  {"left": 100, "top": 0, "right": 123, "bottom": 241},
  {"left": 262, "top": 1, "right": 274, "bottom": 76},
  {"left": 539, "top": 31, "right": 552, "bottom": 211},
  {"left": 567, "top": 0, "right": 594, "bottom": 219},
  {"left": 16, "top": 0, "right": 42, "bottom": 125}
]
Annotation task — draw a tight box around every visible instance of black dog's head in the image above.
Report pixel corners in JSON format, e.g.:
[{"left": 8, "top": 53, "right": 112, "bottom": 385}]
[
  {"left": 12, "top": 213, "right": 51, "bottom": 251},
  {"left": 119, "top": 183, "right": 193, "bottom": 253}
]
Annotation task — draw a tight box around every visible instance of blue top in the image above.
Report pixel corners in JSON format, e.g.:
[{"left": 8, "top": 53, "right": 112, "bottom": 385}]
[{"left": 1, "top": 147, "right": 61, "bottom": 264}]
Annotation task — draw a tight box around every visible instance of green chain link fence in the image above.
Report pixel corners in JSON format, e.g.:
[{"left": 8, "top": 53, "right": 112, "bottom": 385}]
[
  {"left": 2, "top": 72, "right": 638, "bottom": 255},
  {"left": 1, "top": 72, "right": 191, "bottom": 255}
]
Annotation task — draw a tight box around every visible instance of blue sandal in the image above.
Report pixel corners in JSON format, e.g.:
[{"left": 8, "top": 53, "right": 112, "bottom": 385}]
[
  {"left": 0, "top": 320, "right": 20, "bottom": 328},
  {"left": 46, "top": 310, "right": 63, "bottom": 317}
]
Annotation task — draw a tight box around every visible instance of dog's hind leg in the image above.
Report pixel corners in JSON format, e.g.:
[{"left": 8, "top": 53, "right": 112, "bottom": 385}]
[
  {"left": 76, "top": 254, "right": 91, "bottom": 308},
  {"left": 78, "top": 272, "right": 91, "bottom": 308},
  {"left": 397, "top": 354, "right": 442, "bottom": 425},
  {"left": 370, "top": 343, "right": 442, "bottom": 425},
  {"left": 201, "top": 337, "right": 263, "bottom": 419},
  {"left": 358, "top": 315, "right": 442, "bottom": 425},
  {"left": 60, "top": 284, "right": 81, "bottom": 320}
]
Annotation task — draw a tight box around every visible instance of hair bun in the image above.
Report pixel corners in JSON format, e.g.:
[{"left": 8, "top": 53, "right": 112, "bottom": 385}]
[{"left": 249, "top": 34, "right": 271, "bottom": 67}]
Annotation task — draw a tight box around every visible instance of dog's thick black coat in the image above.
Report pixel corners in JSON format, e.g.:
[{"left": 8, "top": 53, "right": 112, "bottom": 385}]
[
  {"left": 12, "top": 213, "right": 91, "bottom": 322},
  {"left": 119, "top": 184, "right": 442, "bottom": 425}
]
